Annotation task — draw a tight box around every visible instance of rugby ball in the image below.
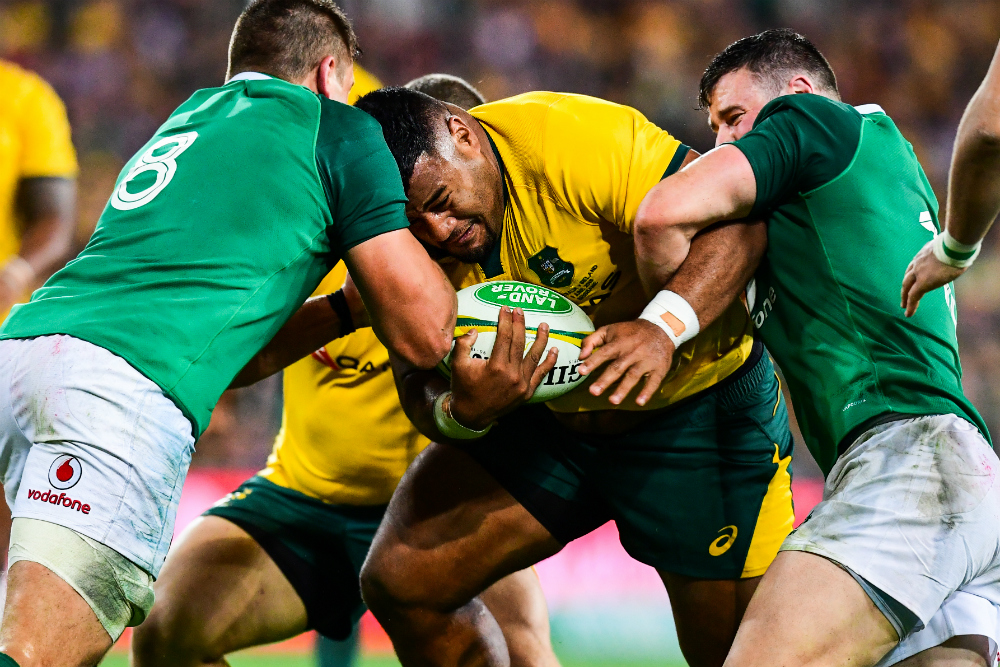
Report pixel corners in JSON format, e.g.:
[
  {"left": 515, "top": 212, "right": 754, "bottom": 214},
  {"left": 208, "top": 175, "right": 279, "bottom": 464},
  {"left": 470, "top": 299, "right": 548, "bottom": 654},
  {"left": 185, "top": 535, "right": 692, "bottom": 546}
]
[{"left": 438, "top": 281, "right": 595, "bottom": 403}]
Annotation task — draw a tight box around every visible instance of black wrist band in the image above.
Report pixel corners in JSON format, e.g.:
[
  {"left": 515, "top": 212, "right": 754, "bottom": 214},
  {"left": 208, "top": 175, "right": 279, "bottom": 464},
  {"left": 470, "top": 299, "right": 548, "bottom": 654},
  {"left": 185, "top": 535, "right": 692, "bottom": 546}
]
[{"left": 327, "top": 289, "right": 356, "bottom": 337}]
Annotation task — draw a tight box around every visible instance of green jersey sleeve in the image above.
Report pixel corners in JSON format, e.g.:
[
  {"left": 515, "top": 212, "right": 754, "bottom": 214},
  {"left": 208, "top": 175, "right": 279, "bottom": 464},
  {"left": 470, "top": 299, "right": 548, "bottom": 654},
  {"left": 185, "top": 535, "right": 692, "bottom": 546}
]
[
  {"left": 315, "top": 100, "right": 409, "bottom": 256},
  {"left": 732, "top": 94, "right": 863, "bottom": 218}
]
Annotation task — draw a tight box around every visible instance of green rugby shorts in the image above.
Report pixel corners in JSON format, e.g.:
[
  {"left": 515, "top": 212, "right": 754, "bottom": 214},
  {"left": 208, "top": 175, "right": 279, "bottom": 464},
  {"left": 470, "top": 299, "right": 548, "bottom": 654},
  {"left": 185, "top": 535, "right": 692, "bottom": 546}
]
[
  {"left": 460, "top": 343, "right": 795, "bottom": 579},
  {"left": 203, "top": 475, "right": 385, "bottom": 639}
]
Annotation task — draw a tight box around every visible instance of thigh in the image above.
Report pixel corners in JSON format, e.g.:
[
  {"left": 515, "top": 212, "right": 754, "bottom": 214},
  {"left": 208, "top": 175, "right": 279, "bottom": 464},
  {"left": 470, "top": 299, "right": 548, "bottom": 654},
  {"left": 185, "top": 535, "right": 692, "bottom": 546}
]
[
  {"left": 725, "top": 550, "right": 898, "bottom": 667},
  {"left": 894, "top": 636, "right": 992, "bottom": 667},
  {"left": 659, "top": 571, "right": 760, "bottom": 667},
  {"left": 366, "top": 441, "right": 563, "bottom": 610},
  {"left": 596, "top": 353, "right": 795, "bottom": 580},
  {"left": 135, "top": 515, "right": 307, "bottom": 659},
  {"left": 480, "top": 568, "right": 558, "bottom": 667}
]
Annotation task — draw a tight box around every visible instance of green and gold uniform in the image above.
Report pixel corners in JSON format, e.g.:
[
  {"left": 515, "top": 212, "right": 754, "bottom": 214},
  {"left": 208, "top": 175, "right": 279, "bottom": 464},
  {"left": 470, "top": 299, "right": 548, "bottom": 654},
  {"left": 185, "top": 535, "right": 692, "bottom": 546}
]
[
  {"left": 450, "top": 92, "right": 794, "bottom": 578},
  {"left": 732, "top": 95, "right": 989, "bottom": 474}
]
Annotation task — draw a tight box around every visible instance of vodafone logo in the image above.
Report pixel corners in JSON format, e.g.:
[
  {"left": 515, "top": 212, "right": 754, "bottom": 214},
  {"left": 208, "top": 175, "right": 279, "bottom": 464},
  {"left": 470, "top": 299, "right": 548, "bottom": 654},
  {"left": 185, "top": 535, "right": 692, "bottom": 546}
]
[{"left": 48, "top": 455, "right": 82, "bottom": 490}]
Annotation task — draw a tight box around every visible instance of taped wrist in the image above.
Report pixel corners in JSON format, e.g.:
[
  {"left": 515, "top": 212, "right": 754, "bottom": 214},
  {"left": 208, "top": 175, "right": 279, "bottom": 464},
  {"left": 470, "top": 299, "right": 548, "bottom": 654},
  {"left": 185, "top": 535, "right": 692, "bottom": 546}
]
[
  {"left": 932, "top": 230, "right": 981, "bottom": 268},
  {"left": 433, "top": 391, "right": 493, "bottom": 440},
  {"left": 638, "top": 290, "right": 700, "bottom": 347},
  {"left": 327, "top": 289, "right": 356, "bottom": 337}
]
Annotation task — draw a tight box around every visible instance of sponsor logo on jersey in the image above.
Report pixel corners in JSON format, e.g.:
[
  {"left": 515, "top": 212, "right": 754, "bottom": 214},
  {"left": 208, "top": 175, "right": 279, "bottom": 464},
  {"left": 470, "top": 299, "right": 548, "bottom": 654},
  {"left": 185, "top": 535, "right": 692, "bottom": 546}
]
[
  {"left": 709, "top": 525, "right": 738, "bottom": 556},
  {"left": 312, "top": 347, "right": 389, "bottom": 374},
  {"left": 747, "top": 280, "right": 778, "bottom": 330},
  {"left": 473, "top": 282, "right": 573, "bottom": 314},
  {"left": 527, "top": 246, "right": 574, "bottom": 288},
  {"left": 48, "top": 455, "right": 82, "bottom": 490},
  {"left": 25, "top": 488, "right": 91, "bottom": 514}
]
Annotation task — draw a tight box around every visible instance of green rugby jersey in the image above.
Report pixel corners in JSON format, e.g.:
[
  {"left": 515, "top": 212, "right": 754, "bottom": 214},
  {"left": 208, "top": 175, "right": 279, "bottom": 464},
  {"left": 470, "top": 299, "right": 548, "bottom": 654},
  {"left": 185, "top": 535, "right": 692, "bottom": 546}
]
[
  {"left": 0, "top": 74, "right": 408, "bottom": 436},
  {"left": 732, "top": 93, "right": 988, "bottom": 475}
]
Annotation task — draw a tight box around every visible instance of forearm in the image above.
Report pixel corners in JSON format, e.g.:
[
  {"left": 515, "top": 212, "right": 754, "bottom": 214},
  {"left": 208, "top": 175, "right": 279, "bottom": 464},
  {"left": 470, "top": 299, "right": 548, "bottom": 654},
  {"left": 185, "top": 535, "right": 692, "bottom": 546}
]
[
  {"left": 633, "top": 145, "right": 757, "bottom": 295},
  {"left": 946, "top": 105, "right": 1000, "bottom": 245},
  {"left": 10, "top": 177, "right": 76, "bottom": 282},
  {"left": 230, "top": 295, "right": 347, "bottom": 388},
  {"left": 389, "top": 353, "right": 451, "bottom": 442},
  {"left": 659, "top": 220, "right": 767, "bottom": 329}
]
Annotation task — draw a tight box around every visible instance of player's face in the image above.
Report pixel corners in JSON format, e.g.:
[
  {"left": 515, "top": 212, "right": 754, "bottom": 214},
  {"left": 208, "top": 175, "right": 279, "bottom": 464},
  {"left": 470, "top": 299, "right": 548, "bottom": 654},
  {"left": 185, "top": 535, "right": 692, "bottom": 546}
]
[
  {"left": 707, "top": 68, "right": 774, "bottom": 145},
  {"left": 405, "top": 144, "right": 503, "bottom": 264}
]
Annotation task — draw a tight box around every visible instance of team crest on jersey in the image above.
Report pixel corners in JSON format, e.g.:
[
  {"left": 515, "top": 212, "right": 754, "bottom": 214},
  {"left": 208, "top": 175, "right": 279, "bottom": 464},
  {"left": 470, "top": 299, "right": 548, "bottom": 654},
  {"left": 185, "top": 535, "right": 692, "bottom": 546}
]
[{"left": 527, "top": 246, "right": 574, "bottom": 288}]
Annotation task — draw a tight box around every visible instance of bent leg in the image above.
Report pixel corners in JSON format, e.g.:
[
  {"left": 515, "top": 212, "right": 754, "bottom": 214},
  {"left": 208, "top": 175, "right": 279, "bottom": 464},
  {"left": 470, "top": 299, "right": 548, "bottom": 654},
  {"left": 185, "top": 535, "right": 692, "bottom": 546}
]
[
  {"left": 659, "top": 572, "right": 759, "bottom": 667},
  {"left": 724, "top": 551, "right": 898, "bottom": 667},
  {"left": 361, "top": 442, "right": 563, "bottom": 667},
  {"left": 481, "top": 568, "right": 560, "bottom": 667},
  {"left": 896, "top": 636, "right": 992, "bottom": 667},
  {"left": 132, "top": 516, "right": 308, "bottom": 667},
  {"left": 0, "top": 560, "right": 111, "bottom": 667}
]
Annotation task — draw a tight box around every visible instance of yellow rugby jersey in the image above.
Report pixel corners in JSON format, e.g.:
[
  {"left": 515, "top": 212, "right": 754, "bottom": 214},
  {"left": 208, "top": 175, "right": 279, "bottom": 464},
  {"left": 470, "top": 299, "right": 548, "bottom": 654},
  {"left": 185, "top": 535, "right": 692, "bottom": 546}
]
[
  {"left": 0, "top": 60, "right": 77, "bottom": 266},
  {"left": 348, "top": 65, "right": 382, "bottom": 105},
  {"left": 259, "top": 263, "right": 422, "bottom": 504},
  {"left": 469, "top": 92, "right": 754, "bottom": 412}
]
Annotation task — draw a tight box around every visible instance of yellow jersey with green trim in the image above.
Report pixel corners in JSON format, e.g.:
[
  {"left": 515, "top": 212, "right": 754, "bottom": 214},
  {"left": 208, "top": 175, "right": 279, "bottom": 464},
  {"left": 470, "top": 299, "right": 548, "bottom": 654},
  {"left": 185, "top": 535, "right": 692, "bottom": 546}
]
[
  {"left": 0, "top": 61, "right": 77, "bottom": 306},
  {"left": 468, "top": 92, "right": 754, "bottom": 412}
]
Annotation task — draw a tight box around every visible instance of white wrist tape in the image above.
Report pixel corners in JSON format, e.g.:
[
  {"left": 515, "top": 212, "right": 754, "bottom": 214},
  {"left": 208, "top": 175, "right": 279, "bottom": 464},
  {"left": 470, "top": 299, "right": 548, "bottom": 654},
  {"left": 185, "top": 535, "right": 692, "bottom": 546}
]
[
  {"left": 932, "top": 230, "right": 981, "bottom": 269},
  {"left": 639, "top": 290, "right": 700, "bottom": 347},
  {"left": 433, "top": 391, "right": 493, "bottom": 440}
]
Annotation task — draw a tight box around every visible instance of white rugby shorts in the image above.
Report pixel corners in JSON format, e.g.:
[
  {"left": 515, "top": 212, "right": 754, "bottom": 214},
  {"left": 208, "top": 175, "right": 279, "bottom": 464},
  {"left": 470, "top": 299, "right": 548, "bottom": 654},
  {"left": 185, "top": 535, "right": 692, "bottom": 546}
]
[
  {"left": 782, "top": 414, "right": 1000, "bottom": 665},
  {"left": 0, "top": 335, "right": 195, "bottom": 575}
]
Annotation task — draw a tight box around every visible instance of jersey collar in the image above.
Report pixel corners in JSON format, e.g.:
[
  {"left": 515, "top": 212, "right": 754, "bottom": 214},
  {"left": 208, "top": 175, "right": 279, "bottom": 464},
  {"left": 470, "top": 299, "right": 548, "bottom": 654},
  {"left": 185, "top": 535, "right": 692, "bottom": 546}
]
[
  {"left": 228, "top": 72, "right": 273, "bottom": 82},
  {"left": 480, "top": 127, "right": 509, "bottom": 279}
]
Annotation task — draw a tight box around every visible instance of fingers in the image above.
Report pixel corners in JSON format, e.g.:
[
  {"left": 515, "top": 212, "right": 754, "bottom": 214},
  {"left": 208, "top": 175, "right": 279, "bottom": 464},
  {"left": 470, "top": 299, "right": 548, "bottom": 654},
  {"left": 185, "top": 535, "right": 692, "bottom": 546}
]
[
  {"left": 579, "top": 328, "right": 607, "bottom": 361},
  {"left": 578, "top": 341, "right": 617, "bottom": 378},
  {"left": 588, "top": 356, "right": 629, "bottom": 398},
  {"left": 524, "top": 322, "right": 550, "bottom": 367},
  {"left": 901, "top": 265, "right": 917, "bottom": 313},
  {"left": 527, "top": 347, "right": 560, "bottom": 396},
  {"left": 607, "top": 364, "right": 649, "bottom": 405},
  {"left": 635, "top": 365, "right": 669, "bottom": 407},
  {"left": 450, "top": 328, "right": 478, "bottom": 370},
  {"left": 510, "top": 308, "right": 526, "bottom": 364},
  {"left": 491, "top": 306, "right": 513, "bottom": 364}
]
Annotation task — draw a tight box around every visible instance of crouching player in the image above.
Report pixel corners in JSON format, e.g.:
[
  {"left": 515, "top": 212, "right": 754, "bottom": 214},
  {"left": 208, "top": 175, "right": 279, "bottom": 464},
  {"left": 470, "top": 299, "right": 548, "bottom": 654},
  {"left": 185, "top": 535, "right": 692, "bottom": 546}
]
[{"left": 353, "top": 87, "right": 796, "bottom": 667}]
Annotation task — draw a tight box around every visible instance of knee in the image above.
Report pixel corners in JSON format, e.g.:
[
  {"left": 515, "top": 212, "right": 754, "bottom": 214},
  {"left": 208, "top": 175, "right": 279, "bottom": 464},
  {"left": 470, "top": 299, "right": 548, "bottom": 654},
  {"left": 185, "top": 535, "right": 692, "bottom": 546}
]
[{"left": 131, "top": 606, "right": 209, "bottom": 667}]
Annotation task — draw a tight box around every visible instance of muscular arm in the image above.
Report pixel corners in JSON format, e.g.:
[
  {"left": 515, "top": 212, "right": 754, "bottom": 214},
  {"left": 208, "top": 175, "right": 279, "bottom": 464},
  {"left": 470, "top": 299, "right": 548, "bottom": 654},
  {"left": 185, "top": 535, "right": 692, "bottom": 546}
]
[
  {"left": 229, "top": 293, "right": 355, "bottom": 388},
  {"left": 900, "top": 40, "right": 1000, "bottom": 316},
  {"left": 633, "top": 145, "right": 757, "bottom": 293},
  {"left": 0, "top": 177, "right": 76, "bottom": 311},
  {"left": 345, "top": 228, "right": 456, "bottom": 369},
  {"left": 945, "top": 40, "right": 1000, "bottom": 245}
]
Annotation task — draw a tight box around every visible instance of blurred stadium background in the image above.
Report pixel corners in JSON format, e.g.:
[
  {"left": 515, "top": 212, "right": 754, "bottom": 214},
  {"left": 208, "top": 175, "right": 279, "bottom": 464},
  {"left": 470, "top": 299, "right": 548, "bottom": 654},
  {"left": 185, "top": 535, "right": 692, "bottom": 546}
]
[{"left": 1, "top": 0, "right": 998, "bottom": 665}]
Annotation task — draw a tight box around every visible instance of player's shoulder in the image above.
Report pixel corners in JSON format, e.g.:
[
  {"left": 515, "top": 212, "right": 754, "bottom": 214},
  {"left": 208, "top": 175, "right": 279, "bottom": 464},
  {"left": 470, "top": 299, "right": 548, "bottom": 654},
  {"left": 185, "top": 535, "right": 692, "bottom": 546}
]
[
  {"left": 755, "top": 93, "right": 862, "bottom": 135},
  {"left": 316, "top": 95, "right": 391, "bottom": 157},
  {"left": 0, "top": 59, "right": 63, "bottom": 109}
]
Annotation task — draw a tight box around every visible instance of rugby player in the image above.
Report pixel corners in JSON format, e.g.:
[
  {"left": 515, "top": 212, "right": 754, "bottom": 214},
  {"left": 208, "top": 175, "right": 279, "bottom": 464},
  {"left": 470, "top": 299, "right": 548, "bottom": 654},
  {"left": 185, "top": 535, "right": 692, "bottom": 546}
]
[
  {"left": 901, "top": 37, "right": 1000, "bottom": 316},
  {"left": 591, "top": 28, "right": 1000, "bottom": 667},
  {"left": 352, "top": 87, "right": 795, "bottom": 667},
  {"left": 132, "top": 75, "right": 558, "bottom": 667},
  {"left": 0, "top": 2, "right": 456, "bottom": 666}
]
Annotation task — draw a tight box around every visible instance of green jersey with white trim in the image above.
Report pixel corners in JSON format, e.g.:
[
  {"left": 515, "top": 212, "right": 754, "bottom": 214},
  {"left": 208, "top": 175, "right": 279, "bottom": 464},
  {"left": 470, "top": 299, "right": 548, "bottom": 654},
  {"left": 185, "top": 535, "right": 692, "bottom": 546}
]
[
  {"left": 732, "top": 94, "right": 988, "bottom": 475},
  {"left": 0, "top": 75, "right": 409, "bottom": 436}
]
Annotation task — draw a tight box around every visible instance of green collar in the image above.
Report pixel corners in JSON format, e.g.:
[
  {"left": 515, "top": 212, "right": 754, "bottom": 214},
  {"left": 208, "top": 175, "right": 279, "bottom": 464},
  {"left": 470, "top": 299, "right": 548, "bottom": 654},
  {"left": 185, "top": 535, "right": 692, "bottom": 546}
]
[{"left": 479, "top": 129, "right": 508, "bottom": 279}]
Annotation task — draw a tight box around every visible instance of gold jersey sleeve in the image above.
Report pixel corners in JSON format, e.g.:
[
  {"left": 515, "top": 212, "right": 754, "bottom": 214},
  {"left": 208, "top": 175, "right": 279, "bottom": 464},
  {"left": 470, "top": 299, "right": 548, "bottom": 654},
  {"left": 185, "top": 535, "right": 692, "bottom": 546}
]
[
  {"left": 259, "top": 262, "right": 429, "bottom": 505},
  {"left": 0, "top": 60, "right": 77, "bottom": 265},
  {"left": 470, "top": 92, "right": 754, "bottom": 412}
]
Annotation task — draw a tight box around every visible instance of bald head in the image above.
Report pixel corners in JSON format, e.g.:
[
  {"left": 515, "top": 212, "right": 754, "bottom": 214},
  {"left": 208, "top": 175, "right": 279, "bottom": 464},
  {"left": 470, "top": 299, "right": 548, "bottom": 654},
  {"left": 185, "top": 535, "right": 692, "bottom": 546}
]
[{"left": 405, "top": 74, "right": 486, "bottom": 111}]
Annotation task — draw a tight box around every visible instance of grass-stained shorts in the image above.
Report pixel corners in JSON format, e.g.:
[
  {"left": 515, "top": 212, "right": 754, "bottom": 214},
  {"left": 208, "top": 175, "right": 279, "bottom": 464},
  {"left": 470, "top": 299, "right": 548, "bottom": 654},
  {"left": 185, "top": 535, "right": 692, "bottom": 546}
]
[
  {"left": 203, "top": 475, "right": 385, "bottom": 640},
  {"left": 461, "top": 344, "right": 795, "bottom": 579}
]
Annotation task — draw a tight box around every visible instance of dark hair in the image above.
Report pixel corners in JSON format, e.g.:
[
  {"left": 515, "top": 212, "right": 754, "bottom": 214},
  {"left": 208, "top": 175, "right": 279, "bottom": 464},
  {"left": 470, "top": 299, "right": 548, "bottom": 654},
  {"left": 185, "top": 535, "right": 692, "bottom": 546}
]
[
  {"left": 699, "top": 28, "right": 838, "bottom": 109},
  {"left": 405, "top": 74, "right": 487, "bottom": 110},
  {"left": 228, "top": 0, "right": 359, "bottom": 82},
  {"left": 355, "top": 87, "right": 449, "bottom": 189}
]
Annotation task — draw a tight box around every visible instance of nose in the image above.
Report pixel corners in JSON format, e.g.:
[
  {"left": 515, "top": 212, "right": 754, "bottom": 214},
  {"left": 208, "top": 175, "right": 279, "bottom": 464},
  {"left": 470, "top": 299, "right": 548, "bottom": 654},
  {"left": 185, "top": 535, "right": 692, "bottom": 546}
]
[
  {"left": 715, "top": 127, "right": 735, "bottom": 147},
  {"left": 420, "top": 211, "right": 460, "bottom": 245}
]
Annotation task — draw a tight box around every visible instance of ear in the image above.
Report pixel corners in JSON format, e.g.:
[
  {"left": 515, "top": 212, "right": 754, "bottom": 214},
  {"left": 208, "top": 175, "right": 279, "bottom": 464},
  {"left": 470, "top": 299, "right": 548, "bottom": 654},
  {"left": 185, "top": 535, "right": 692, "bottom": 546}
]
[
  {"left": 446, "top": 114, "right": 481, "bottom": 158},
  {"left": 317, "top": 55, "right": 352, "bottom": 104},
  {"left": 786, "top": 74, "right": 817, "bottom": 95}
]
